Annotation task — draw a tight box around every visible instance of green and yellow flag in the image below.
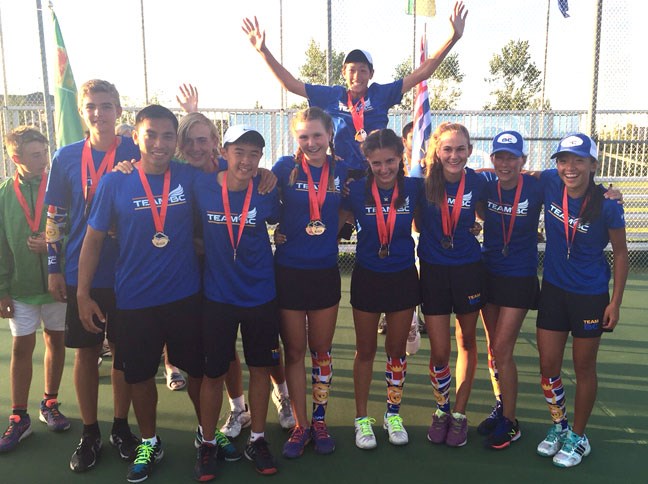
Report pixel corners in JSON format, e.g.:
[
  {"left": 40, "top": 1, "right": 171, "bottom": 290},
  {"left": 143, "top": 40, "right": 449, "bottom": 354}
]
[
  {"left": 52, "top": 8, "right": 84, "bottom": 148},
  {"left": 406, "top": 0, "right": 436, "bottom": 17}
]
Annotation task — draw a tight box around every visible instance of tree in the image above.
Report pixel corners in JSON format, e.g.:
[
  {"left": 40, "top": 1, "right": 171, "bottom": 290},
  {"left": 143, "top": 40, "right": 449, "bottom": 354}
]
[
  {"left": 291, "top": 39, "right": 345, "bottom": 109},
  {"left": 392, "top": 53, "right": 464, "bottom": 111},
  {"left": 483, "top": 40, "right": 546, "bottom": 110}
]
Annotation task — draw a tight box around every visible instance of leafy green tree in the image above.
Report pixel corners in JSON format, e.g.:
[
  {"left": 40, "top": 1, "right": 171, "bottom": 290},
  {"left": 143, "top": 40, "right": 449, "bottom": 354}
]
[
  {"left": 484, "top": 40, "right": 546, "bottom": 110},
  {"left": 298, "top": 39, "right": 345, "bottom": 86},
  {"left": 392, "top": 53, "right": 464, "bottom": 111}
]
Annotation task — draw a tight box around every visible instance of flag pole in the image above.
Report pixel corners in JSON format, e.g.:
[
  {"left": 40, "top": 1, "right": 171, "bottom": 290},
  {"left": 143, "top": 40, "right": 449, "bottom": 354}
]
[{"left": 36, "top": 0, "right": 56, "bottom": 156}]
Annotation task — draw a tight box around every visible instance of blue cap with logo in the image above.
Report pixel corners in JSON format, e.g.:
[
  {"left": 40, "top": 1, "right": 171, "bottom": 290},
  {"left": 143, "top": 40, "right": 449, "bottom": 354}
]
[
  {"left": 491, "top": 130, "right": 525, "bottom": 157},
  {"left": 551, "top": 133, "right": 598, "bottom": 161}
]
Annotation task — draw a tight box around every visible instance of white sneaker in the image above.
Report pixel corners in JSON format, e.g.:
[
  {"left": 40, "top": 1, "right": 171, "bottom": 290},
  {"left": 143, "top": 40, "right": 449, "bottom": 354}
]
[
  {"left": 272, "top": 389, "right": 296, "bottom": 430},
  {"left": 377, "top": 314, "right": 387, "bottom": 334},
  {"left": 220, "top": 404, "right": 251, "bottom": 438},
  {"left": 406, "top": 315, "right": 420, "bottom": 356},
  {"left": 383, "top": 413, "right": 409, "bottom": 446},
  {"left": 354, "top": 417, "right": 377, "bottom": 450},
  {"left": 537, "top": 423, "right": 568, "bottom": 457},
  {"left": 553, "top": 430, "right": 591, "bottom": 468}
]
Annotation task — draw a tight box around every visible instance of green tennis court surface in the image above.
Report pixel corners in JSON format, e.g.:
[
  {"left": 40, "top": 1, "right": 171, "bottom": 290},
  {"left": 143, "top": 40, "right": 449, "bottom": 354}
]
[{"left": 1, "top": 274, "right": 646, "bottom": 483}]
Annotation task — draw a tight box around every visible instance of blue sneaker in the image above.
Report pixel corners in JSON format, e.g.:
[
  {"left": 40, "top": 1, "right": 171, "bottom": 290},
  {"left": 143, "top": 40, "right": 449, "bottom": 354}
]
[
  {"left": 39, "top": 399, "right": 71, "bottom": 432},
  {"left": 0, "top": 414, "right": 32, "bottom": 453},
  {"left": 311, "top": 420, "right": 335, "bottom": 454},
  {"left": 214, "top": 430, "right": 242, "bottom": 461},
  {"left": 127, "top": 438, "right": 164, "bottom": 483},
  {"left": 486, "top": 416, "right": 521, "bottom": 450},
  {"left": 477, "top": 400, "right": 502, "bottom": 436},
  {"left": 282, "top": 425, "right": 310, "bottom": 458}
]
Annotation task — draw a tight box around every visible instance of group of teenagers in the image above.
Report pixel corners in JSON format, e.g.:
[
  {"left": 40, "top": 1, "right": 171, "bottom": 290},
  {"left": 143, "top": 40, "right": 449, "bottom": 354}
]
[{"left": 0, "top": 1, "right": 629, "bottom": 482}]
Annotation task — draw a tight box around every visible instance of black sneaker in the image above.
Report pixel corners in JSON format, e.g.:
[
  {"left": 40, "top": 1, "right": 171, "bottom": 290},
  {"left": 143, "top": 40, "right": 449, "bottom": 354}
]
[
  {"left": 127, "top": 437, "right": 164, "bottom": 483},
  {"left": 193, "top": 443, "right": 218, "bottom": 482},
  {"left": 69, "top": 434, "right": 102, "bottom": 472},
  {"left": 486, "top": 417, "right": 521, "bottom": 450},
  {"left": 477, "top": 400, "right": 503, "bottom": 436},
  {"left": 244, "top": 437, "right": 277, "bottom": 475},
  {"left": 110, "top": 428, "right": 141, "bottom": 461}
]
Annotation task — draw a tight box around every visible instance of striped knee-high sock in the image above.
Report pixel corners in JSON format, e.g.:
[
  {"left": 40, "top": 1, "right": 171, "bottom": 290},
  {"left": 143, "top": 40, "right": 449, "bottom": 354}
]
[
  {"left": 487, "top": 347, "right": 502, "bottom": 402},
  {"left": 541, "top": 374, "right": 568, "bottom": 430},
  {"left": 429, "top": 363, "right": 452, "bottom": 414},
  {"left": 311, "top": 349, "right": 333, "bottom": 422},
  {"left": 385, "top": 355, "right": 407, "bottom": 415}
]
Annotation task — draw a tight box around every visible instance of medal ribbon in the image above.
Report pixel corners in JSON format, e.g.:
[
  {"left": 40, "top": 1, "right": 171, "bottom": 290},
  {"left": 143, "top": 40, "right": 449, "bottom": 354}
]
[
  {"left": 497, "top": 175, "right": 524, "bottom": 251},
  {"left": 440, "top": 170, "right": 466, "bottom": 241},
  {"left": 13, "top": 172, "right": 47, "bottom": 233},
  {"left": 137, "top": 165, "right": 171, "bottom": 235},
  {"left": 301, "top": 155, "right": 329, "bottom": 222},
  {"left": 562, "top": 186, "right": 588, "bottom": 259},
  {"left": 347, "top": 92, "right": 365, "bottom": 136},
  {"left": 81, "top": 137, "right": 118, "bottom": 203},
  {"left": 222, "top": 172, "right": 253, "bottom": 259},
  {"left": 371, "top": 180, "right": 399, "bottom": 249}
]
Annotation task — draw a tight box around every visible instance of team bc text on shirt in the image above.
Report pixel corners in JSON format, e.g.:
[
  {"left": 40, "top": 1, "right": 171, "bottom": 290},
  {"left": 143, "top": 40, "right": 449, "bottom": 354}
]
[{"left": 0, "top": 2, "right": 628, "bottom": 482}]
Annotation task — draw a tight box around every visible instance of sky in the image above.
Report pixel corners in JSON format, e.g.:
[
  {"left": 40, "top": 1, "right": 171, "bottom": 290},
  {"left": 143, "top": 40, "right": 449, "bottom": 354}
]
[{"left": 0, "top": 0, "right": 646, "bottom": 112}]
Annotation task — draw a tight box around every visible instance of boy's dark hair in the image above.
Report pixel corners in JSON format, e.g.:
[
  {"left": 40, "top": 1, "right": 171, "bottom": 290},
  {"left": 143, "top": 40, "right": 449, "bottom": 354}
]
[
  {"left": 5, "top": 125, "right": 48, "bottom": 158},
  {"left": 402, "top": 121, "right": 414, "bottom": 139},
  {"left": 135, "top": 105, "right": 179, "bottom": 132}
]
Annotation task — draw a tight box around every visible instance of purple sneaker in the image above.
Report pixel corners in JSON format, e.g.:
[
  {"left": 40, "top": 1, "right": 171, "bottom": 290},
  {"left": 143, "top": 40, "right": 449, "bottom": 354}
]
[
  {"left": 0, "top": 414, "right": 33, "bottom": 453},
  {"left": 446, "top": 413, "right": 468, "bottom": 447},
  {"left": 282, "top": 426, "right": 310, "bottom": 459},
  {"left": 311, "top": 420, "right": 335, "bottom": 455},
  {"left": 39, "top": 399, "right": 71, "bottom": 432},
  {"left": 427, "top": 410, "right": 450, "bottom": 444}
]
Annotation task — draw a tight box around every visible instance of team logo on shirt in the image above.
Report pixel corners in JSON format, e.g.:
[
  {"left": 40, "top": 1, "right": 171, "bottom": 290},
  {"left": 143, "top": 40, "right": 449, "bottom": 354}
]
[
  {"left": 446, "top": 191, "right": 473, "bottom": 209},
  {"left": 487, "top": 198, "right": 529, "bottom": 216},
  {"left": 364, "top": 196, "right": 411, "bottom": 215},
  {"left": 132, "top": 184, "right": 186, "bottom": 209},
  {"left": 548, "top": 202, "right": 590, "bottom": 233},
  {"left": 338, "top": 99, "right": 374, "bottom": 113},
  {"left": 294, "top": 176, "right": 341, "bottom": 193},
  {"left": 206, "top": 207, "right": 257, "bottom": 226}
]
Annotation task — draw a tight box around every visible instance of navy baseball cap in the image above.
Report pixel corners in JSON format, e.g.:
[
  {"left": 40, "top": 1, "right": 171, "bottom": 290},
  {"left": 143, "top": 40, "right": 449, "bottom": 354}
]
[
  {"left": 491, "top": 130, "right": 525, "bottom": 157},
  {"left": 551, "top": 133, "right": 598, "bottom": 161}
]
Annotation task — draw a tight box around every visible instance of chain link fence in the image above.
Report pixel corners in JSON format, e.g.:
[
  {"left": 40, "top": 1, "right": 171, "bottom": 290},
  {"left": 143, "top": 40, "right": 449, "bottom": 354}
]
[{"left": 0, "top": 0, "right": 646, "bottom": 270}]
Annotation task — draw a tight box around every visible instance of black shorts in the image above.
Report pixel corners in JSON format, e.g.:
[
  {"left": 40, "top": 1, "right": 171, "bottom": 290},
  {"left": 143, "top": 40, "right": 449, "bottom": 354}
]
[
  {"left": 420, "top": 260, "right": 486, "bottom": 315},
  {"left": 275, "top": 264, "right": 341, "bottom": 310},
  {"left": 536, "top": 280, "right": 609, "bottom": 338},
  {"left": 350, "top": 264, "right": 420, "bottom": 313},
  {"left": 113, "top": 293, "right": 204, "bottom": 383},
  {"left": 202, "top": 298, "right": 281, "bottom": 379},
  {"left": 485, "top": 272, "right": 540, "bottom": 310},
  {"left": 65, "top": 285, "right": 116, "bottom": 348}
]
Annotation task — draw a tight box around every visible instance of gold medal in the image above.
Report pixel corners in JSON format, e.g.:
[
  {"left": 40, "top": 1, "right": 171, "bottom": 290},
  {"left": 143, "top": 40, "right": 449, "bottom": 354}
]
[
  {"left": 355, "top": 129, "right": 367, "bottom": 142},
  {"left": 306, "top": 220, "right": 326, "bottom": 236},
  {"left": 378, "top": 244, "right": 389, "bottom": 259},
  {"left": 152, "top": 232, "right": 169, "bottom": 248},
  {"left": 501, "top": 245, "right": 509, "bottom": 257},
  {"left": 441, "top": 236, "right": 453, "bottom": 250}
]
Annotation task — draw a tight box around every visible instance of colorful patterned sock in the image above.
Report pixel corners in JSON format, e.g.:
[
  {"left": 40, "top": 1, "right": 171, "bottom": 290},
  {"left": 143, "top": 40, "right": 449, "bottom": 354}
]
[
  {"left": 541, "top": 375, "right": 569, "bottom": 430},
  {"left": 429, "top": 363, "right": 452, "bottom": 413},
  {"left": 487, "top": 347, "right": 502, "bottom": 402},
  {"left": 385, "top": 354, "right": 407, "bottom": 415},
  {"left": 311, "top": 349, "right": 333, "bottom": 421}
]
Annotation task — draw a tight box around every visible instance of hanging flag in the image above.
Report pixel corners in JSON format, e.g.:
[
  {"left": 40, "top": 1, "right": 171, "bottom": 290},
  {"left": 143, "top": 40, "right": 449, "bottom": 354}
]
[
  {"left": 558, "top": 0, "right": 570, "bottom": 18},
  {"left": 51, "top": 6, "right": 84, "bottom": 148},
  {"left": 409, "top": 32, "right": 432, "bottom": 178},
  {"left": 406, "top": 0, "right": 436, "bottom": 17}
]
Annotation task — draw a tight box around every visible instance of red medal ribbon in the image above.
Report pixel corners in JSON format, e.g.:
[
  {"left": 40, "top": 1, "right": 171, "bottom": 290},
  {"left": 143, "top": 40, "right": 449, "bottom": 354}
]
[
  {"left": 301, "top": 155, "right": 329, "bottom": 222},
  {"left": 222, "top": 172, "right": 253, "bottom": 260},
  {"left": 81, "top": 137, "right": 118, "bottom": 203},
  {"left": 371, "top": 180, "right": 399, "bottom": 249},
  {"left": 440, "top": 170, "right": 466, "bottom": 241},
  {"left": 497, "top": 175, "right": 524, "bottom": 250},
  {"left": 347, "top": 92, "right": 365, "bottom": 135},
  {"left": 13, "top": 171, "right": 47, "bottom": 233},
  {"left": 562, "top": 186, "right": 588, "bottom": 259},
  {"left": 137, "top": 165, "right": 171, "bottom": 234}
]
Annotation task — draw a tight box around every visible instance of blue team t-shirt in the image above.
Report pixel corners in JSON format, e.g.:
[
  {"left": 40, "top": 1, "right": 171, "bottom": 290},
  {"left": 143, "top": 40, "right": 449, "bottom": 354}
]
[
  {"left": 305, "top": 81, "right": 403, "bottom": 172},
  {"left": 482, "top": 173, "right": 543, "bottom": 277},
  {"left": 540, "top": 169, "right": 625, "bottom": 295},
  {"left": 343, "top": 177, "right": 423, "bottom": 272},
  {"left": 45, "top": 136, "right": 140, "bottom": 287},
  {"left": 272, "top": 156, "right": 346, "bottom": 270},
  {"left": 417, "top": 167, "right": 487, "bottom": 266},
  {"left": 194, "top": 172, "right": 280, "bottom": 307},
  {"left": 87, "top": 161, "right": 200, "bottom": 309}
]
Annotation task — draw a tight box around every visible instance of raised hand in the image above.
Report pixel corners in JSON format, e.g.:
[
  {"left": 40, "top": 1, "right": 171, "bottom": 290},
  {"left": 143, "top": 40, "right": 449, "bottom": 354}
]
[
  {"left": 449, "top": 1, "right": 468, "bottom": 40},
  {"left": 242, "top": 16, "right": 266, "bottom": 53},
  {"left": 176, "top": 83, "right": 199, "bottom": 113}
]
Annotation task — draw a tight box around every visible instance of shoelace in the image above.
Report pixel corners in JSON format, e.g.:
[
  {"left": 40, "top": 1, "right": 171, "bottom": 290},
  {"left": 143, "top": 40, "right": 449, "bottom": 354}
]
[
  {"left": 199, "top": 444, "right": 215, "bottom": 465},
  {"left": 225, "top": 410, "right": 244, "bottom": 427},
  {"left": 3, "top": 419, "right": 19, "bottom": 437},
  {"left": 288, "top": 426, "right": 308, "bottom": 443},
  {"left": 546, "top": 425, "right": 563, "bottom": 442},
  {"left": 252, "top": 439, "right": 272, "bottom": 459},
  {"left": 357, "top": 417, "right": 376, "bottom": 436},
  {"left": 214, "top": 431, "right": 232, "bottom": 448},
  {"left": 386, "top": 415, "right": 404, "bottom": 432},
  {"left": 560, "top": 432, "right": 579, "bottom": 453},
  {"left": 133, "top": 442, "right": 155, "bottom": 465},
  {"left": 46, "top": 402, "right": 62, "bottom": 419},
  {"left": 312, "top": 421, "right": 330, "bottom": 439},
  {"left": 449, "top": 416, "right": 465, "bottom": 433}
]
